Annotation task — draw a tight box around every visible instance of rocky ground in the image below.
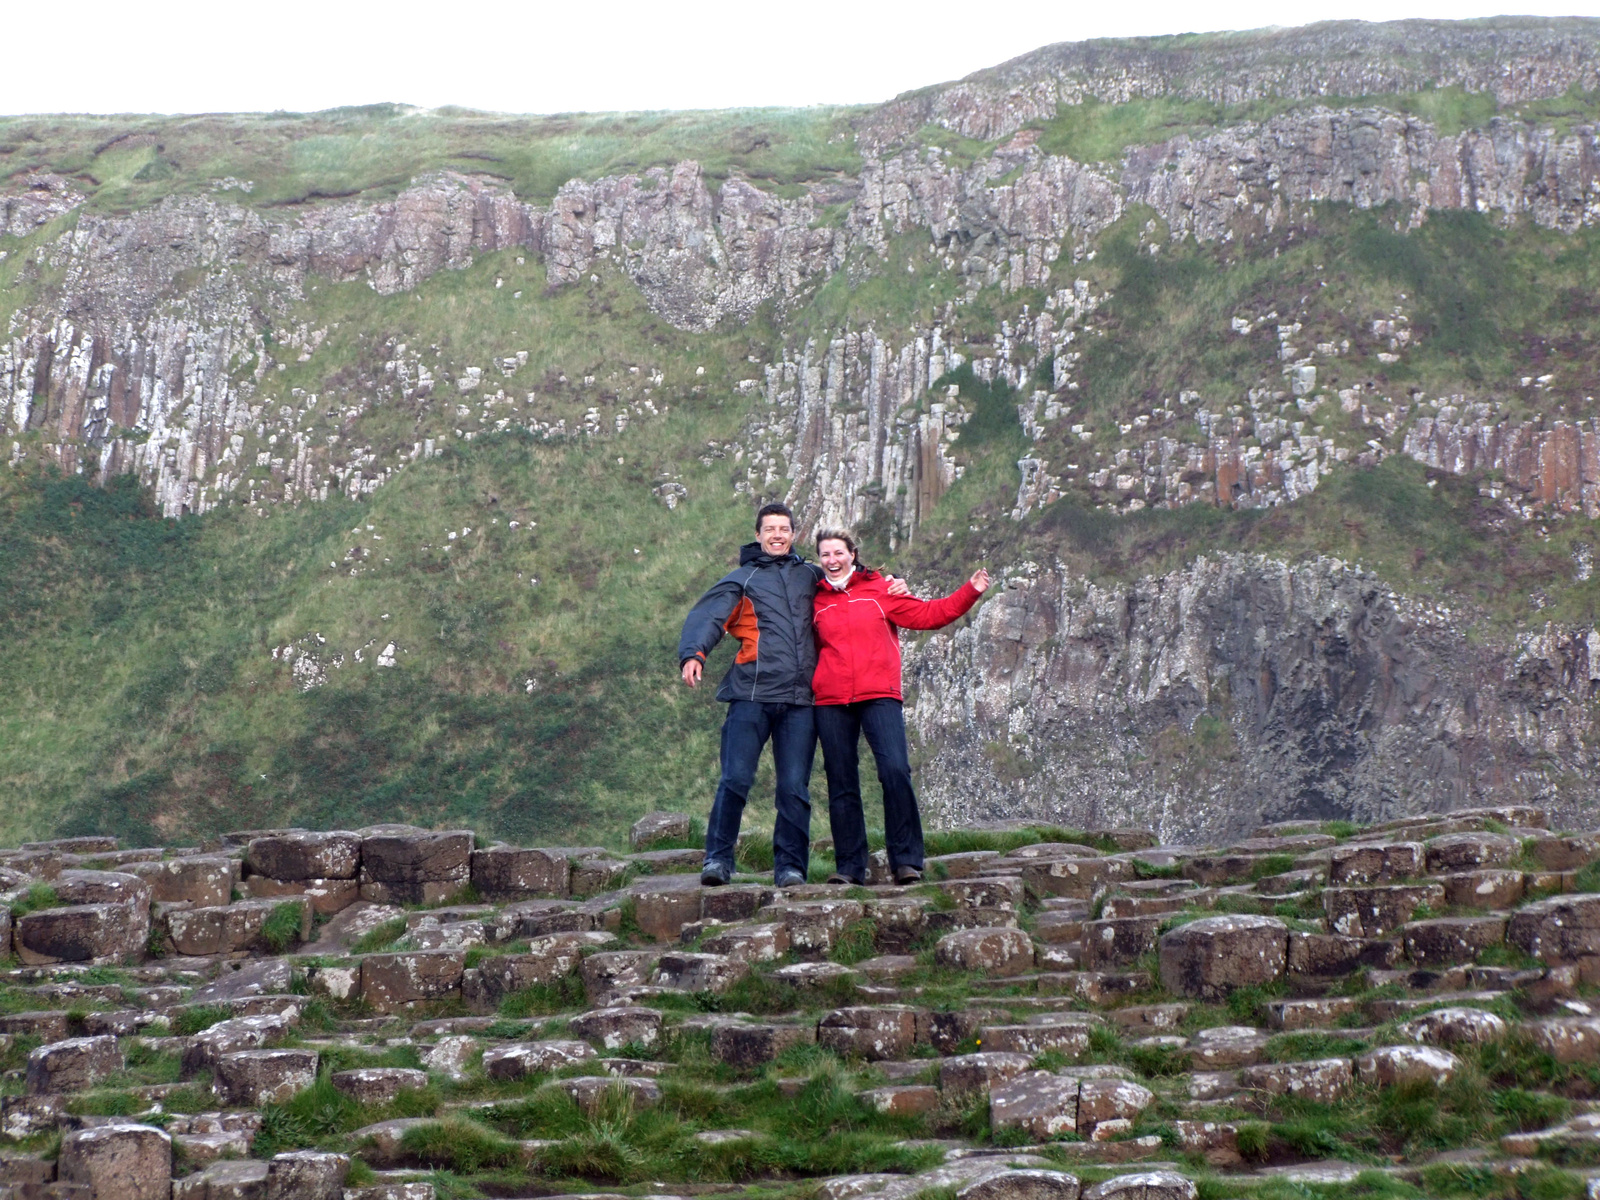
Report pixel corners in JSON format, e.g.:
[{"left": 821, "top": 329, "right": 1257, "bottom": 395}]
[{"left": 1, "top": 811, "right": 1600, "bottom": 1198}]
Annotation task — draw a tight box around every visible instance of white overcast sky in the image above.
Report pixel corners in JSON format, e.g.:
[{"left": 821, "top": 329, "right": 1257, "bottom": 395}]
[{"left": 5, "top": 0, "right": 1598, "bottom": 116}]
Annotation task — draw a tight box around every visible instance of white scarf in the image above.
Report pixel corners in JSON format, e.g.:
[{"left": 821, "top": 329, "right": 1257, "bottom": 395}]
[{"left": 825, "top": 566, "right": 855, "bottom": 591}]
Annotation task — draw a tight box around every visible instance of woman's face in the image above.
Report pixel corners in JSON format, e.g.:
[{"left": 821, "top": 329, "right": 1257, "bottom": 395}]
[{"left": 818, "top": 538, "right": 854, "bottom": 581}]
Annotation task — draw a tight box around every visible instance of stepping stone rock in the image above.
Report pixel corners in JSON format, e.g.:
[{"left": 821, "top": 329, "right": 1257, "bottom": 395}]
[
  {"left": 421, "top": 1035, "right": 477, "bottom": 1080},
  {"left": 569, "top": 1006, "right": 662, "bottom": 1051},
  {"left": 936, "top": 927, "right": 1034, "bottom": 976},
  {"left": 939, "top": 1051, "right": 1036, "bottom": 1096},
  {"left": 124, "top": 856, "right": 235, "bottom": 907},
  {"left": 173, "top": 1155, "right": 268, "bottom": 1195},
  {"left": 957, "top": 1169, "right": 1083, "bottom": 1200},
  {"left": 191, "top": 959, "right": 294, "bottom": 1004},
  {"left": 330, "top": 1068, "right": 430, "bottom": 1105},
  {"left": 1080, "top": 917, "right": 1164, "bottom": 969},
  {"left": 580, "top": 950, "right": 661, "bottom": 999},
  {"left": 482, "top": 1040, "right": 597, "bottom": 1080},
  {"left": 484, "top": 898, "right": 592, "bottom": 941},
  {"left": 359, "top": 950, "right": 465, "bottom": 1011},
  {"left": 1323, "top": 884, "right": 1445, "bottom": 938},
  {"left": 182, "top": 1013, "right": 295, "bottom": 1076},
  {"left": 817, "top": 1006, "right": 917, "bottom": 1060},
  {"left": 977, "top": 1019, "right": 1093, "bottom": 1058},
  {"left": 1287, "top": 931, "right": 1400, "bottom": 975},
  {"left": 556, "top": 1075, "right": 662, "bottom": 1115},
  {"left": 1397, "top": 1007, "right": 1508, "bottom": 1046},
  {"left": 860, "top": 1085, "right": 940, "bottom": 1115},
  {"left": 1190, "top": 1027, "right": 1268, "bottom": 1069},
  {"left": 709, "top": 1021, "right": 814, "bottom": 1066},
  {"left": 1525, "top": 833, "right": 1600, "bottom": 872},
  {"left": 990, "top": 1072, "right": 1080, "bottom": 1139},
  {"left": 1264, "top": 997, "right": 1359, "bottom": 1029},
  {"left": 214, "top": 1048, "right": 318, "bottom": 1105},
  {"left": 1438, "top": 869, "right": 1525, "bottom": 910},
  {"left": 653, "top": 951, "right": 750, "bottom": 992},
  {"left": 934, "top": 878, "right": 1026, "bottom": 912},
  {"left": 1237, "top": 1058, "right": 1352, "bottom": 1103},
  {"left": 1403, "top": 916, "right": 1508, "bottom": 966},
  {"left": 1507, "top": 894, "right": 1600, "bottom": 963},
  {"left": 0, "top": 1011, "right": 69, "bottom": 1041},
  {"left": 1425, "top": 833, "right": 1520, "bottom": 873},
  {"left": 761, "top": 899, "right": 865, "bottom": 955},
  {"left": 25, "top": 1036, "right": 122, "bottom": 1094},
  {"left": 1081, "top": 1172, "right": 1197, "bottom": 1200},
  {"left": 1020, "top": 858, "right": 1132, "bottom": 899},
  {"left": 476, "top": 931, "right": 613, "bottom": 1000},
  {"left": 15, "top": 903, "right": 144, "bottom": 965},
  {"left": 246, "top": 832, "right": 361, "bottom": 880},
  {"left": 630, "top": 812, "right": 692, "bottom": 850},
  {"left": 1158, "top": 915, "right": 1287, "bottom": 999},
  {"left": 700, "top": 923, "right": 790, "bottom": 963},
  {"left": 1528, "top": 1016, "right": 1600, "bottom": 1062},
  {"left": 59, "top": 1123, "right": 171, "bottom": 1200},
  {"left": 1355, "top": 1044, "right": 1460, "bottom": 1086},
  {"left": 359, "top": 828, "right": 474, "bottom": 905},
  {"left": 1077, "top": 1079, "right": 1154, "bottom": 1136},
  {"left": 166, "top": 898, "right": 302, "bottom": 957},
  {"left": 631, "top": 878, "right": 704, "bottom": 941},
  {"left": 470, "top": 846, "right": 597, "bottom": 900},
  {"left": 1327, "top": 842, "right": 1423, "bottom": 885},
  {"left": 267, "top": 1149, "right": 350, "bottom": 1200}
]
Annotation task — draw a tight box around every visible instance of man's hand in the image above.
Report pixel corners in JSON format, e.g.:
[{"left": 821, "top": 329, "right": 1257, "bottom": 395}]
[
  {"left": 885, "top": 575, "right": 910, "bottom": 597},
  {"left": 970, "top": 568, "right": 992, "bottom": 594},
  {"left": 681, "top": 659, "right": 703, "bottom": 687}
]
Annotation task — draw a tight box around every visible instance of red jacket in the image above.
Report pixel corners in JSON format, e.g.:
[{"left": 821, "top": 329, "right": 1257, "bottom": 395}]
[{"left": 812, "top": 569, "right": 981, "bottom": 705}]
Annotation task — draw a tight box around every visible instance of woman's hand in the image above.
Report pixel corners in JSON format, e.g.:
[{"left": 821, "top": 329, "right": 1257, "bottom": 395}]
[
  {"left": 970, "top": 568, "right": 991, "bottom": 593},
  {"left": 885, "top": 575, "right": 910, "bottom": 597}
]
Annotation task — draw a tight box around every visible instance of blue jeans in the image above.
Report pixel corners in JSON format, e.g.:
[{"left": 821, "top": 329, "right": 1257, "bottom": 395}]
[
  {"left": 815, "top": 699, "right": 923, "bottom": 880},
  {"left": 704, "top": 701, "right": 815, "bottom": 880}
]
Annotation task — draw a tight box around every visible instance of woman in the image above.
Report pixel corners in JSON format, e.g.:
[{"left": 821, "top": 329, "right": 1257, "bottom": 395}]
[{"left": 811, "top": 528, "right": 990, "bottom": 885}]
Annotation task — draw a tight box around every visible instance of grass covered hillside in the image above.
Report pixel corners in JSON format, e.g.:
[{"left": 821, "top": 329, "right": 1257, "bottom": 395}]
[{"left": 5, "top": 19, "right": 1600, "bottom": 843}]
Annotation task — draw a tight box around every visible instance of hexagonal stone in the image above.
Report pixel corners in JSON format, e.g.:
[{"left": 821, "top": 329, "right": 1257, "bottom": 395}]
[
  {"left": 359, "top": 950, "right": 465, "bottom": 1011},
  {"left": 708, "top": 1021, "right": 813, "bottom": 1067},
  {"left": 1158, "top": 915, "right": 1287, "bottom": 999},
  {"left": 1425, "top": 833, "right": 1520, "bottom": 874},
  {"left": 1323, "top": 884, "right": 1445, "bottom": 938},
  {"left": 1077, "top": 1079, "right": 1153, "bottom": 1135},
  {"left": 359, "top": 828, "right": 474, "bottom": 904},
  {"left": 760, "top": 899, "right": 865, "bottom": 956},
  {"left": 579, "top": 950, "right": 660, "bottom": 1000},
  {"left": 933, "top": 877, "right": 1026, "bottom": 912},
  {"left": 938, "top": 1051, "right": 1035, "bottom": 1098},
  {"left": 1263, "top": 997, "right": 1360, "bottom": 1030},
  {"left": 700, "top": 885, "right": 767, "bottom": 924},
  {"left": 246, "top": 832, "right": 361, "bottom": 881},
  {"left": 1081, "top": 1172, "right": 1197, "bottom": 1200},
  {"left": 1507, "top": 894, "right": 1600, "bottom": 963},
  {"left": 476, "top": 931, "right": 613, "bottom": 1001},
  {"left": 1525, "top": 833, "right": 1600, "bottom": 872},
  {"left": 470, "top": 846, "right": 597, "bottom": 900},
  {"left": 181, "top": 1012, "right": 296, "bottom": 1076},
  {"left": 817, "top": 1006, "right": 917, "bottom": 1061},
  {"left": 59, "top": 1123, "right": 171, "bottom": 1200},
  {"left": 25, "top": 1036, "right": 122, "bottom": 1094},
  {"left": 570, "top": 856, "right": 632, "bottom": 897},
  {"left": 166, "top": 899, "right": 303, "bottom": 957},
  {"left": 214, "top": 1048, "right": 318, "bottom": 1105},
  {"left": 1020, "top": 857, "right": 1132, "bottom": 899},
  {"left": 631, "top": 878, "right": 704, "bottom": 942},
  {"left": 1189, "top": 1027, "right": 1269, "bottom": 1069},
  {"left": 859, "top": 1084, "right": 939, "bottom": 1115},
  {"left": 1327, "top": 841, "right": 1423, "bottom": 885},
  {"left": 989, "top": 1071, "right": 1079, "bottom": 1140},
  {"left": 1403, "top": 916, "right": 1508, "bottom": 967},
  {"left": 1396, "top": 1007, "right": 1508, "bottom": 1046},
  {"left": 976, "top": 1018, "right": 1093, "bottom": 1058},
  {"left": 1528, "top": 1016, "right": 1600, "bottom": 1063},
  {"left": 1287, "top": 931, "right": 1400, "bottom": 976},
  {"left": 957, "top": 1169, "right": 1083, "bottom": 1200},
  {"left": 123, "top": 856, "right": 235, "bottom": 907},
  {"left": 1438, "top": 869, "right": 1525, "bottom": 910},
  {"left": 1080, "top": 917, "right": 1164, "bottom": 969},
  {"left": 1237, "top": 1058, "right": 1352, "bottom": 1103},
  {"left": 556, "top": 1075, "right": 661, "bottom": 1115},
  {"left": 568, "top": 1006, "right": 662, "bottom": 1051},
  {"left": 266, "top": 1148, "right": 349, "bottom": 1200},
  {"left": 631, "top": 812, "right": 692, "bottom": 850},
  {"left": 14, "top": 903, "right": 142, "bottom": 965},
  {"left": 172, "top": 1156, "right": 270, "bottom": 1198},
  {"left": 936, "top": 927, "right": 1034, "bottom": 976},
  {"left": 927, "top": 851, "right": 1002, "bottom": 878},
  {"left": 652, "top": 951, "right": 749, "bottom": 993},
  {"left": 482, "top": 1039, "right": 596, "bottom": 1081},
  {"left": 330, "top": 1068, "right": 430, "bottom": 1105},
  {"left": 0, "top": 1011, "right": 70, "bottom": 1041},
  {"left": 1355, "top": 1045, "right": 1460, "bottom": 1087},
  {"left": 700, "top": 923, "right": 790, "bottom": 963}
]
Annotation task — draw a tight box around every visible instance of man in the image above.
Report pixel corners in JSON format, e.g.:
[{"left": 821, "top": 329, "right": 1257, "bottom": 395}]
[{"left": 678, "top": 502, "right": 906, "bottom": 888}]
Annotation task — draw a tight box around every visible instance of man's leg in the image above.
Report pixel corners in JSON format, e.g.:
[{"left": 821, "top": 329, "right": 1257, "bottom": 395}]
[
  {"left": 768, "top": 702, "right": 816, "bottom": 882},
  {"left": 860, "top": 699, "right": 924, "bottom": 872},
  {"left": 815, "top": 704, "right": 869, "bottom": 883},
  {"left": 703, "top": 701, "right": 772, "bottom": 877}
]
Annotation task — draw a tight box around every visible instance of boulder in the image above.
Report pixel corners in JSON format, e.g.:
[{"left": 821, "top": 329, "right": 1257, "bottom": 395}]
[
  {"left": 482, "top": 1039, "right": 597, "bottom": 1080},
  {"left": 359, "top": 950, "right": 466, "bottom": 1011},
  {"left": 1020, "top": 857, "right": 1133, "bottom": 899},
  {"left": 1402, "top": 916, "right": 1508, "bottom": 967},
  {"left": 1439, "top": 869, "right": 1526, "bottom": 910},
  {"left": 817, "top": 1006, "right": 918, "bottom": 1060},
  {"left": 630, "top": 812, "right": 693, "bottom": 850},
  {"left": 1525, "top": 833, "right": 1600, "bottom": 872},
  {"left": 569, "top": 1006, "right": 663, "bottom": 1051},
  {"left": 700, "top": 885, "right": 768, "bottom": 924},
  {"left": 214, "top": 1048, "right": 318, "bottom": 1106},
  {"left": 760, "top": 899, "right": 865, "bottom": 955},
  {"left": 630, "top": 879, "right": 705, "bottom": 942},
  {"left": 1237, "top": 1058, "right": 1352, "bottom": 1103},
  {"left": 936, "top": 927, "right": 1035, "bottom": 976},
  {"left": 579, "top": 950, "right": 660, "bottom": 1001},
  {"left": 976, "top": 1019, "right": 1094, "bottom": 1058},
  {"left": 166, "top": 899, "right": 302, "bottom": 957},
  {"left": 1326, "top": 842, "right": 1423, "bottom": 885},
  {"left": 933, "top": 877, "right": 1027, "bottom": 912},
  {"left": 124, "top": 856, "right": 234, "bottom": 907},
  {"left": 15, "top": 904, "right": 142, "bottom": 965},
  {"left": 58, "top": 1123, "right": 171, "bottom": 1200},
  {"left": 182, "top": 1013, "right": 295, "bottom": 1076},
  {"left": 246, "top": 832, "right": 360, "bottom": 881},
  {"left": 483, "top": 899, "right": 591, "bottom": 941},
  {"left": 266, "top": 1149, "right": 350, "bottom": 1200},
  {"left": 653, "top": 951, "right": 749, "bottom": 993},
  {"left": 1080, "top": 917, "right": 1165, "bottom": 969},
  {"left": 469, "top": 846, "right": 596, "bottom": 900},
  {"left": 359, "top": 829, "right": 474, "bottom": 905},
  {"left": 1077, "top": 1079, "right": 1154, "bottom": 1136},
  {"left": 475, "top": 932, "right": 613, "bottom": 1001},
  {"left": 1424, "top": 833, "right": 1521, "bottom": 873},
  {"left": 329, "top": 1068, "right": 430, "bottom": 1105},
  {"left": 238, "top": 875, "right": 359, "bottom": 915},
  {"left": 1355, "top": 1045, "right": 1460, "bottom": 1087},
  {"left": 989, "top": 1072, "right": 1080, "bottom": 1139},
  {"left": 1396, "top": 1007, "right": 1508, "bottom": 1046},
  {"left": 1287, "top": 931, "right": 1400, "bottom": 975},
  {"left": 25, "top": 1036, "right": 123, "bottom": 1094},
  {"left": 939, "top": 1051, "right": 1037, "bottom": 1096},
  {"left": 700, "top": 923, "right": 790, "bottom": 963},
  {"left": 1526, "top": 1016, "right": 1600, "bottom": 1063},
  {"left": 1158, "top": 916, "right": 1287, "bottom": 999}
]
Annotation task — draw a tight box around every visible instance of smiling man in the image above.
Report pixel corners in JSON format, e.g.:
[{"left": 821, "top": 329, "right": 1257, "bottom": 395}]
[{"left": 678, "top": 502, "right": 905, "bottom": 888}]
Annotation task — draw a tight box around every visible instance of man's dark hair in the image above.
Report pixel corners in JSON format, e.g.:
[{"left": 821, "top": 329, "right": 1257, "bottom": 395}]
[{"left": 755, "top": 502, "right": 795, "bottom": 532}]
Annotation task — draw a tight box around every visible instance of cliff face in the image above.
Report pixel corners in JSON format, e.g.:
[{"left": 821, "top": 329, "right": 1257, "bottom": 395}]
[{"left": 904, "top": 554, "right": 1600, "bottom": 843}]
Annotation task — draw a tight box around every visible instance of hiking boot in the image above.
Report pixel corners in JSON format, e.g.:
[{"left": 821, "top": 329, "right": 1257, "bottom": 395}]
[
  {"left": 700, "top": 861, "right": 732, "bottom": 887},
  {"left": 826, "top": 873, "right": 862, "bottom": 886},
  {"left": 894, "top": 865, "right": 923, "bottom": 885},
  {"left": 775, "top": 868, "right": 806, "bottom": 888}
]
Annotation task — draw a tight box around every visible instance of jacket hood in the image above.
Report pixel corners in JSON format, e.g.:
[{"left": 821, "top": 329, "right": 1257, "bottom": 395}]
[{"left": 739, "top": 540, "right": 805, "bottom": 567}]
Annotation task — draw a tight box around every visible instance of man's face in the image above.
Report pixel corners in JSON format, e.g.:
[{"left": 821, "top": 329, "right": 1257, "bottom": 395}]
[{"left": 758, "top": 515, "right": 794, "bottom": 557}]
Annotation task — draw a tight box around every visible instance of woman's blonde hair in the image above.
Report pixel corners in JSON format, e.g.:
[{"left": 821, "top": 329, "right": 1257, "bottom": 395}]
[{"left": 815, "top": 527, "right": 868, "bottom": 571}]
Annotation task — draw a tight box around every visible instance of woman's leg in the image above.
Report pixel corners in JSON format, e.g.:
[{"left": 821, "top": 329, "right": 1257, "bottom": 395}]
[
  {"left": 859, "top": 699, "right": 924, "bottom": 872},
  {"left": 814, "top": 704, "right": 870, "bottom": 883}
]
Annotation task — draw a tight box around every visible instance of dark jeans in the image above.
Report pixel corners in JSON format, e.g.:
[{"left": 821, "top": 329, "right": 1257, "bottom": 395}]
[
  {"left": 703, "top": 700, "right": 815, "bottom": 879},
  {"left": 815, "top": 699, "right": 923, "bottom": 880}
]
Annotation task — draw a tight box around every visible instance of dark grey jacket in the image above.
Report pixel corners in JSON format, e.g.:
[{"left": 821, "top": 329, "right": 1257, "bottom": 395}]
[{"left": 677, "top": 541, "right": 823, "bottom": 705}]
